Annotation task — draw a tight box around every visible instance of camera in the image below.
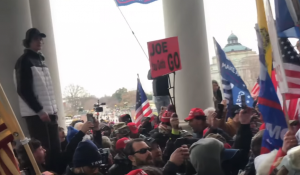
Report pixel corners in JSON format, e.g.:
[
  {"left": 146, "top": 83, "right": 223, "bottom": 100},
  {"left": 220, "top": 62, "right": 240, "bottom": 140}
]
[
  {"left": 98, "top": 148, "right": 110, "bottom": 175},
  {"left": 94, "top": 102, "right": 106, "bottom": 112},
  {"left": 99, "top": 148, "right": 110, "bottom": 165}
]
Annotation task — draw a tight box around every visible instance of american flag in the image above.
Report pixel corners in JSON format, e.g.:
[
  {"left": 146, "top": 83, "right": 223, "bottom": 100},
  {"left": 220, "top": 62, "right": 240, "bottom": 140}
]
[
  {"left": 135, "top": 78, "right": 153, "bottom": 127},
  {"left": 251, "top": 78, "right": 260, "bottom": 99},
  {"left": 279, "top": 37, "right": 300, "bottom": 100}
]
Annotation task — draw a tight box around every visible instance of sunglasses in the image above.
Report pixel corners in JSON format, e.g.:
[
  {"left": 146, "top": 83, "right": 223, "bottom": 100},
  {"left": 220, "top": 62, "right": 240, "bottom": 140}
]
[{"left": 133, "top": 147, "right": 152, "bottom": 155}]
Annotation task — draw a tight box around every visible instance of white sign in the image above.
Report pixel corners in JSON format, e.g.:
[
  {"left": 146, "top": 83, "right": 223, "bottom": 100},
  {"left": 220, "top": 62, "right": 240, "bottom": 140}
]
[{"left": 264, "top": 0, "right": 289, "bottom": 93}]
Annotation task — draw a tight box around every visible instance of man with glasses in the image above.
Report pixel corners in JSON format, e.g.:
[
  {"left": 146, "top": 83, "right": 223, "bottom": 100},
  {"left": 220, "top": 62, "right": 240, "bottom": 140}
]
[
  {"left": 124, "top": 138, "right": 189, "bottom": 175},
  {"left": 124, "top": 138, "right": 154, "bottom": 169}
]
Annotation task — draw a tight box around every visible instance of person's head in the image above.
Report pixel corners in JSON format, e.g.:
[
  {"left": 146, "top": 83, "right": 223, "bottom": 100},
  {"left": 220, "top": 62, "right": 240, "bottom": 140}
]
[
  {"left": 127, "top": 169, "right": 149, "bottom": 175},
  {"left": 124, "top": 138, "right": 153, "bottom": 167},
  {"left": 116, "top": 137, "right": 130, "bottom": 153},
  {"left": 141, "top": 166, "right": 163, "bottom": 175},
  {"left": 212, "top": 80, "right": 219, "bottom": 92},
  {"left": 119, "top": 114, "right": 132, "bottom": 124},
  {"left": 296, "top": 40, "right": 300, "bottom": 52},
  {"left": 231, "top": 105, "right": 241, "bottom": 122},
  {"left": 18, "top": 139, "right": 46, "bottom": 170},
  {"left": 189, "top": 138, "right": 238, "bottom": 175},
  {"left": 127, "top": 122, "right": 140, "bottom": 138},
  {"left": 73, "top": 140, "right": 102, "bottom": 175},
  {"left": 31, "top": 139, "right": 46, "bottom": 164},
  {"left": 144, "top": 138, "right": 163, "bottom": 167},
  {"left": 102, "top": 136, "right": 112, "bottom": 149},
  {"left": 23, "top": 28, "right": 46, "bottom": 51},
  {"left": 58, "top": 126, "right": 66, "bottom": 143},
  {"left": 114, "top": 122, "right": 130, "bottom": 139},
  {"left": 204, "top": 107, "right": 216, "bottom": 126},
  {"left": 184, "top": 108, "right": 207, "bottom": 133},
  {"left": 74, "top": 122, "right": 84, "bottom": 131},
  {"left": 70, "top": 120, "right": 84, "bottom": 127},
  {"left": 100, "top": 125, "right": 112, "bottom": 137}
]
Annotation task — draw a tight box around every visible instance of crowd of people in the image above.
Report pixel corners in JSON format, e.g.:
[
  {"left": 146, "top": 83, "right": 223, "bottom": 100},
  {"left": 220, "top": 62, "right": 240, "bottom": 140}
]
[
  {"left": 10, "top": 28, "right": 300, "bottom": 175},
  {"left": 15, "top": 97, "right": 289, "bottom": 175}
]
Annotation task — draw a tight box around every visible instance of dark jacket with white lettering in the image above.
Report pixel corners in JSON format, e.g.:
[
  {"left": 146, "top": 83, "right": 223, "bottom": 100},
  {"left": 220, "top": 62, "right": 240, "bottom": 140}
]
[
  {"left": 147, "top": 70, "right": 169, "bottom": 96},
  {"left": 14, "top": 49, "right": 57, "bottom": 116}
]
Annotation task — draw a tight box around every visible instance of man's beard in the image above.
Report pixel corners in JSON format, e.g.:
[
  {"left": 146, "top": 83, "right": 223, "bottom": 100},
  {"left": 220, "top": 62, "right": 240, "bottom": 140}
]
[
  {"left": 135, "top": 154, "right": 154, "bottom": 167},
  {"left": 154, "top": 157, "right": 164, "bottom": 167}
]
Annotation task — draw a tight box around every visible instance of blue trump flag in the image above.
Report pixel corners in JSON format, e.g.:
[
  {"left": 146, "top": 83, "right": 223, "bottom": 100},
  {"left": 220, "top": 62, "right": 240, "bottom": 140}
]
[
  {"left": 258, "top": 63, "right": 287, "bottom": 153},
  {"left": 275, "top": 0, "right": 300, "bottom": 38},
  {"left": 214, "top": 38, "right": 253, "bottom": 115},
  {"left": 115, "top": 0, "right": 157, "bottom": 6}
]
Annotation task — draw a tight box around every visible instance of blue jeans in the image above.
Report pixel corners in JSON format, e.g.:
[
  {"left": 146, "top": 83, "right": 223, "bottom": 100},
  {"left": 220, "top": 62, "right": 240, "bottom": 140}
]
[{"left": 153, "top": 96, "right": 170, "bottom": 114}]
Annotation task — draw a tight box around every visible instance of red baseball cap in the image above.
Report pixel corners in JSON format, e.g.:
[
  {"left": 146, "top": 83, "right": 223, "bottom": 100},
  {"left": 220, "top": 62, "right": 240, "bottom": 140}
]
[
  {"left": 116, "top": 137, "right": 130, "bottom": 150},
  {"left": 161, "top": 110, "right": 173, "bottom": 123},
  {"left": 127, "top": 122, "right": 139, "bottom": 134},
  {"left": 184, "top": 108, "right": 205, "bottom": 121},
  {"left": 127, "top": 169, "right": 147, "bottom": 175}
]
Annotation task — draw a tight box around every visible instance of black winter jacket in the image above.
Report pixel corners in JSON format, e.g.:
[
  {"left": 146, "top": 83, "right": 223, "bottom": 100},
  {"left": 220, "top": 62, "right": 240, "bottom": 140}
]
[
  {"left": 147, "top": 70, "right": 169, "bottom": 96},
  {"left": 108, "top": 153, "right": 132, "bottom": 175}
]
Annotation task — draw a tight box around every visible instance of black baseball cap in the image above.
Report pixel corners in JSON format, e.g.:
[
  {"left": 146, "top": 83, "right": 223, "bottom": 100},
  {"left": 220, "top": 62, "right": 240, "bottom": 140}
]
[{"left": 25, "top": 28, "right": 46, "bottom": 40}]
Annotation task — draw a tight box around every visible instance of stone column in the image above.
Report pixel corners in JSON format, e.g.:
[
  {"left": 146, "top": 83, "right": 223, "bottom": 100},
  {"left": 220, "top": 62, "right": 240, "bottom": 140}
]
[
  {"left": 29, "top": 0, "right": 65, "bottom": 127},
  {"left": 162, "top": 0, "right": 214, "bottom": 120},
  {"left": 0, "top": 0, "right": 33, "bottom": 136}
]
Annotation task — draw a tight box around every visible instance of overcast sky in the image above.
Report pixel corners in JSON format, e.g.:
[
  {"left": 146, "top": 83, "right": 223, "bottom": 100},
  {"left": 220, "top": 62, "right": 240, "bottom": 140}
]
[{"left": 50, "top": 0, "right": 289, "bottom": 98}]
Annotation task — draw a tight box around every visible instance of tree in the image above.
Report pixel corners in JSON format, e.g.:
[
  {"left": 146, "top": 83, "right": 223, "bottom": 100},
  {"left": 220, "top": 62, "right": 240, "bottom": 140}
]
[
  {"left": 63, "top": 84, "right": 90, "bottom": 114},
  {"left": 112, "top": 87, "right": 128, "bottom": 102},
  {"left": 146, "top": 93, "right": 153, "bottom": 100},
  {"left": 121, "top": 90, "right": 136, "bottom": 108}
]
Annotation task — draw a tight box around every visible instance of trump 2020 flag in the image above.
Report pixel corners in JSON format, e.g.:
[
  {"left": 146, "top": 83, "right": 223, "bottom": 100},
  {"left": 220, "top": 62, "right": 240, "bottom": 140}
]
[
  {"left": 115, "top": 0, "right": 157, "bottom": 6},
  {"left": 258, "top": 63, "right": 287, "bottom": 154},
  {"left": 214, "top": 38, "right": 253, "bottom": 114}
]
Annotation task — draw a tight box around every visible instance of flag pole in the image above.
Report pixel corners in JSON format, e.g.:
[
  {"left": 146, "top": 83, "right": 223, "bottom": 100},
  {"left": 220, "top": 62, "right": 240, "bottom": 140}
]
[
  {"left": 0, "top": 84, "right": 41, "bottom": 174},
  {"left": 213, "top": 38, "right": 224, "bottom": 108},
  {"left": 282, "top": 94, "right": 291, "bottom": 130}
]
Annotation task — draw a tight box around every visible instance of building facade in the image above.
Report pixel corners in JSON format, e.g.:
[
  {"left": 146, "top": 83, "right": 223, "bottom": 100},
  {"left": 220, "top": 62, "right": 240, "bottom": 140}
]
[{"left": 210, "top": 33, "right": 260, "bottom": 91}]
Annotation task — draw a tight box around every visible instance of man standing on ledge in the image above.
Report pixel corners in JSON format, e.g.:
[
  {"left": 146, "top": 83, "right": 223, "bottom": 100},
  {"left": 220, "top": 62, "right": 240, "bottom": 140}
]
[{"left": 14, "top": 28, "right": 60, "bottom": 153}]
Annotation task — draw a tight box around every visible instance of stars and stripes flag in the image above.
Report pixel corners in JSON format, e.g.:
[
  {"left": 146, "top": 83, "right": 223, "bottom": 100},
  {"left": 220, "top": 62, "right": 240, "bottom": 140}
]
[
  {"left": 251, "top": 79, "right": 260, "bottom": 99},
  {"left": 278, "top": 37, "right": 300, "bottom": 100},
  {"left": 135, "top": 78, "right": 153, "bottom": 127}
]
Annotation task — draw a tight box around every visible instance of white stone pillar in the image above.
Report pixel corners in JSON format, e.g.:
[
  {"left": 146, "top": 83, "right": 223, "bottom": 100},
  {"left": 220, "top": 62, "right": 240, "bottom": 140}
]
[
  {"left": 162, "top": 0, "right": 214, "bottom": 120},
  {"left": 0, "top": 0, "right": 33, "bottom": 136},
  {"left": 29, "top": 0, "right": 65, "bottom": 127}
]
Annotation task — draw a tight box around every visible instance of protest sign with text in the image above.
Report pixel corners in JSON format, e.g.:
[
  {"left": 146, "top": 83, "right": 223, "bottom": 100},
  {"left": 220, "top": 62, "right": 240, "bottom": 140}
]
[{"left": 147, "top": 37, "right": 182, "bottom": 78}]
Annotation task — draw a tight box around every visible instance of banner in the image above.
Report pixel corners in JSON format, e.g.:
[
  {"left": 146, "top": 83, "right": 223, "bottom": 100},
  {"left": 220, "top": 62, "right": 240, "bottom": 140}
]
[
  {"left": 147, "top": 37, "right": 182, "bottom": 78},
  {"left": 259, "top": 64, "right": 287, "bottom": 153},
  {"left": 115, "top": 0, "right": 157, "bottom": 6}
]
